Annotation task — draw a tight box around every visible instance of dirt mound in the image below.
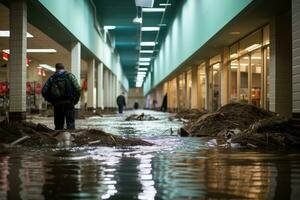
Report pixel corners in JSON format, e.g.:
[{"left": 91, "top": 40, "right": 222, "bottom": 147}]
[
  {"left": 180, "top": 103, "right": 274, "bottom": 137},
  {"left": 0, "top": 120, "right": 152, "bottom": 147},
  {"left": 125, "top": 113, "right": 158, "bottom": 121},
  {"left": 231, "top": 116, "right": 300, "bottom": 148},
  {"left": 175, "top": 109, "right": 207, "bottom": 120}
]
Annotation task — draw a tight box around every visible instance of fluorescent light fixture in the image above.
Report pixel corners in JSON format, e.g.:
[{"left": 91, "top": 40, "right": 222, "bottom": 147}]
[
  {"left": 104, "top": 26, "right": 116, "bottom": 30},
  {"left": 3, "top": 49, "right": 57, "bottom": 53},
  {"left": 139, "top": 62, "right": 150, "bottom": 66},
  {"left": 139, "top": 57, "right": 151, "bottom": 62},
  {"left": 138, "top": 68, "right": 148, "bottom": 71},
  {"left": 39, "top": 64, "right": 55, "bottom": 72},
  {"left": 159, "top": 3, "right": 171, "bottom": 6},
  {"left": 142, "top": 8, "right": 166, "bottom": 12},
  {"left": 141, "top": 27, "right": 160, "bottom": 31},
  {"left": 140, "top": 50, "right": 154, "bottom": 53},
  {"left": 140, "top": 42, "right": 156, "bottom": 46},
  {"left": 135, "top": 0, "right": 154, "bottom": 8},
  {"left": 213, "top": 64, "right": 220, "bottom": 70},
  {"left": 245, "top": 44, "right": 262, "bottom": 52},
  {"left": 0, "top": 30, "right": 33, "bottom": 38}
]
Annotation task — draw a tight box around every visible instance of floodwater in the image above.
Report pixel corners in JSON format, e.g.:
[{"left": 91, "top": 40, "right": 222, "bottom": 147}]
[{"left": 1, "top": 110, "right": 300, "bottom": 200}]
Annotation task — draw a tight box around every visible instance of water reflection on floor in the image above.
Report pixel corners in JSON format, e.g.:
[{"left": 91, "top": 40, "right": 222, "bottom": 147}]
[{"left": 1, "top": 110, "right": 300, "bottom": 199}]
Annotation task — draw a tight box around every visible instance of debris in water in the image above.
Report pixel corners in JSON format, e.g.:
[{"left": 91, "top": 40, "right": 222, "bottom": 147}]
[
  {"left": 0, "top": 120, "right": 152, "bottom": 147},
  {"left": 125, "top": 113, "right": 158, "bottom": 121}
]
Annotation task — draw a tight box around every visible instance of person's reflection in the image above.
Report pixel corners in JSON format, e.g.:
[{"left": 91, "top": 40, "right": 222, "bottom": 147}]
[
  {"left": 42, "top": 157, "right": 81, "bottom": 199},
  {"left": 109, "top": 157, "right": 142, "bottom": 199},
  {"left": 274, "top": 159, "right": 291, "bottom": 199}
]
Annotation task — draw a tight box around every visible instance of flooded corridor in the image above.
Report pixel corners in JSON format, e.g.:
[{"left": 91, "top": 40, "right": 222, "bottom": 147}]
[{"left": 1, "top": 110, "right": 300, "bottom": 200}]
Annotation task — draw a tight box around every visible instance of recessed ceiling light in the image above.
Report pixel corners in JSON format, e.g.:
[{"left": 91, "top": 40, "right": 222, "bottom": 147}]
[
  {"left": 139, "top": 62, "right": 150, "bottom": 66},
  {"left": 140, "top": 50, "right": 154, "bottom": 53},
  {"left": 135, "top": 0, "right": 154, "bottom": 8},
  {"left": 229, "top": 31, "right": 240, "bottom": 35},
  {"left": 3, "top": 49, "right": 57, "bottom": 53},
  {"left": 141, "top": 27, "right": 160, "bottom": 31},
  {"left": 159, "top": 3, "right": 171, "bottom": 6},
  {"left": 139, "top": 57, "right": 151, "bottom": 62},
  {"left": 140, "top": 42, "right": 156, "bottom": 46},
  {"left": 0, "top": 30, "right": 33, "bottom": 38},
  {"left": 142, "top": 8, "right": 166, "bottom": 12},
  {"left": 104, "top": 26, "right": 116, "bottom": 30},
  {"left": 138, "top": 68, "right": 148, "bottom": 71},
  {"left": 39, "top": 64, "right": 56, "bottom": 72}
]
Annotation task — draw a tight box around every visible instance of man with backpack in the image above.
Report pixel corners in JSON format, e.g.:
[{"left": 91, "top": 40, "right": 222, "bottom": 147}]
[
  {"left": 116, "top": 92, "right": 126, "bottom": 114},
  {"left": 42, "top": 63, "right": 81, "bottom": 130}
]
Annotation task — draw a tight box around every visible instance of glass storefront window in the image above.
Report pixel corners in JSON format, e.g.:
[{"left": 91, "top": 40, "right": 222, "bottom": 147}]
[
  {"left": 212, "top": 63, "right": 220, "bottom": 111},
  {"left": 240, "top": 55, "right": 249, "bottom": 103},
  {"left": 239, "top": 30, "right": 262, "bottom": 56},
  {"left": 251, "top": 49, "right": 263, "bottom": 107},
  {"left": 229, "top": 60, "right": 238, "bottom": 102},
  {"left": 186, "top": 70, "right": 192, "bottom": 109},
  {"left": 198, "top": 63, "right": 206, "bottom": 109},
  {"left": 266, "top": 46, "right": 270, "bottom": 110},
  {"left": 263, "top": 25, "right": 270, "bottom": 46},
  {"left": 178, "top": 73, "right": 186, "bottom": 109}
]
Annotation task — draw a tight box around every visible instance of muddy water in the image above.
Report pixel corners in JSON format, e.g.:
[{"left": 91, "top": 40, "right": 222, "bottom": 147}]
[{"left": 1, "top": 110, "right": 300, "bottom": 200}]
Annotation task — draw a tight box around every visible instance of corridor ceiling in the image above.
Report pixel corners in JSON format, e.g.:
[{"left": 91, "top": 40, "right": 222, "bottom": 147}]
[{"left": 93, "top": 0, "right": 181, "bottom": 87}]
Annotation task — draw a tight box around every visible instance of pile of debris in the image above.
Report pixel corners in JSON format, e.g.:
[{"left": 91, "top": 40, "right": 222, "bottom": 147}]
[
  {"left": 180, "top": 103, "right": 274, "bottom": 137},
  {"left": 178, "top": 103, "right": 300, "bottom": 148},
  {"left": 125, "top": 113, "right": 158, "bottom": 121},
  {"left": 0, "top": 120, "right": 152, "bottom": 147},
  {"left": 231, "top": 116, "right": 300, "bottom": 148},
  {"left": 175, "top": 109, "right": 207, "bottom": 120},
  {"left": 77, "top": 110, "right": 102, "bottom": 119}
]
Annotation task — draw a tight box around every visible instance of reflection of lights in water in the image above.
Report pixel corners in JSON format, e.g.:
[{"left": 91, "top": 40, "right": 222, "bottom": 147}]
[
  {"left": 101, "top": 155, "right": 119, "bottom": 199},
  {"left": 136, "top": 154, "right": 157, "bottom": 200}
]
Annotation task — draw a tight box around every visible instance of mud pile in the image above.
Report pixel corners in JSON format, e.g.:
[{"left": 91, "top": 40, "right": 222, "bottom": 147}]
[
  {"left": 180, "top": 103, "right": 274, "bottom": 137},
  {"left": 125, "top": 113, "right": 158, "bottom": 121},
  {"left": 0, "top": 120, "right": 152, "bottom": 147},
  {"left": 175, "top": 109, "right": 207, "bottom": 120},
  {"left": 231, "top": 116, "right": 300, "bottom": 148}
]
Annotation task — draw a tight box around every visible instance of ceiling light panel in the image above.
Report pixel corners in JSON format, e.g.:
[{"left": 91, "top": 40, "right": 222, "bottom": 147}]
[
  {"left": 139, "top": 58, "right": 151, "bottom": 62},
  {"left": 139, "top": 62, "right": 150, "bottom": 66},
  {"left": 0, "top": 30, "right": 33, "bottom": 38},
  {"left": 140, "top": 50, "right": 154, "bottom": 53},
  {"left": 141, "top": 27, "right": 160, "bottom": 31},
  {"left": 135, "top": 0, "right": 154, "bottom": 8},
  {"left": 159, "top": 3, "right": 171, "bottom": 6},
  {"left": 142, "top": 8, "right": 166, "bottom": 12},
  {"left": 140, "top": 42, "right": 156, "bottom": 46}
]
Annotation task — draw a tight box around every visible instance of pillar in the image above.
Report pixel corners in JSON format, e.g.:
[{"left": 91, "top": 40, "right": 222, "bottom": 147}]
[
  {"left": 87, "top": 59, "right": 95, "bottom": 109},
  {"left": 103, "top": 69, "right": 109, "bottom": 108},
  {"left": 292, "top": 0, "right": 300, "bottom": 117},
  {"left": 97, "top": 62, "right": 104, "bottom": 109},
  {"left": 205, "top": 62, "right": 211, "bottom": 111},
  {"left": 191, "top": 66, "right": 198, "bottom": 109},
  {"left": 9, "top": 0, "right": 27, "bottom": 121},
  {"left": 269, "top": 11, "right": 292, "bottom": 118},
  {"left": 71, "top": 42, "right": 81, "bottom": 110},
  {"left": 221, "top": 47, "right": 230, "bottom": 106}
]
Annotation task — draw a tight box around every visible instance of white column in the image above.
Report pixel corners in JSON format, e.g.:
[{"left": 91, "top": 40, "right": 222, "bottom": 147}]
[
  {"left": 9, "top": 0, "right": 27, "bottom": 121},
  {"left": 109, "top": 72, "right": 113, "bottom": 108},
  {"left": 87, "top": 59, "right": 95, "bottom": 109},
  {"left": 293, "top": 0, "right": 300, "bottom": 116},
  {"left": 191, "top": 66, "right": 198, "bottom": 109},
  {"left": 103, "top": 69, "right": 109, "bottom": 108},
  {"left": 71, "top": 42, "right": 81, "bottom": 110},
  {"left": 97, "top": 62, "right": 104, "bottom": 109}
]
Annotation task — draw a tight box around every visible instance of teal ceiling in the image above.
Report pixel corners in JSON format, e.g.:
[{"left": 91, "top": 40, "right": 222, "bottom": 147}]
[{"left": 93, "top": 0, "right": 181, "bottom": 87}]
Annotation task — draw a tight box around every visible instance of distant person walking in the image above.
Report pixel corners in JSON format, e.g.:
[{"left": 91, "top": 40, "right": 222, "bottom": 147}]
[
  {"left": 116, "top": 92, "right": 126, "bottom": 113},
  {"left": 134, "top": 100, "right": 139, "bottom": 110},
  {"left": 42, "top": 63, "right": 81, "bottom": 130},
  {"left": 161, "top": 94, "right": 168, "bottom": 112}
]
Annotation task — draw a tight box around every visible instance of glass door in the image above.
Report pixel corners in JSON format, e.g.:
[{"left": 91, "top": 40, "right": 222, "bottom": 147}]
[
  {"left": 229, "top": 60, "right": 238, "bottom": 102},
  {"left": 212, "top": 63, "right": 220, "bottom": 111},
  {"left": 239, "top": 55, "right": 249, "bottom": 103},
  {"left": 198, "top": 65, "right": 206, "bottom": 109}
]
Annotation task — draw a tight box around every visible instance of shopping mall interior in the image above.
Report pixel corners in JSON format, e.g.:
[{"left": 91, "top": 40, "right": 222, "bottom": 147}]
[{"left": 0, "top": 0, "right": 300, "bottom": 199}]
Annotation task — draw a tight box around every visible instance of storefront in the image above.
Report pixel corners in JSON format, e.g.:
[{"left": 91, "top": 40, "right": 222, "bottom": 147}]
[{"left": 228, "top": 25, "right": 270, "bottom": 110}]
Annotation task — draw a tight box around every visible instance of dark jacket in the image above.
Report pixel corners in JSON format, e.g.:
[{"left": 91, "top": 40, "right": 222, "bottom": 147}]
[
  {"left": 116, "top": 95, "right": 126, "bottom": 107},
  {"left": 42, "top": 70, "right": 81, "bottom": 105}
]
